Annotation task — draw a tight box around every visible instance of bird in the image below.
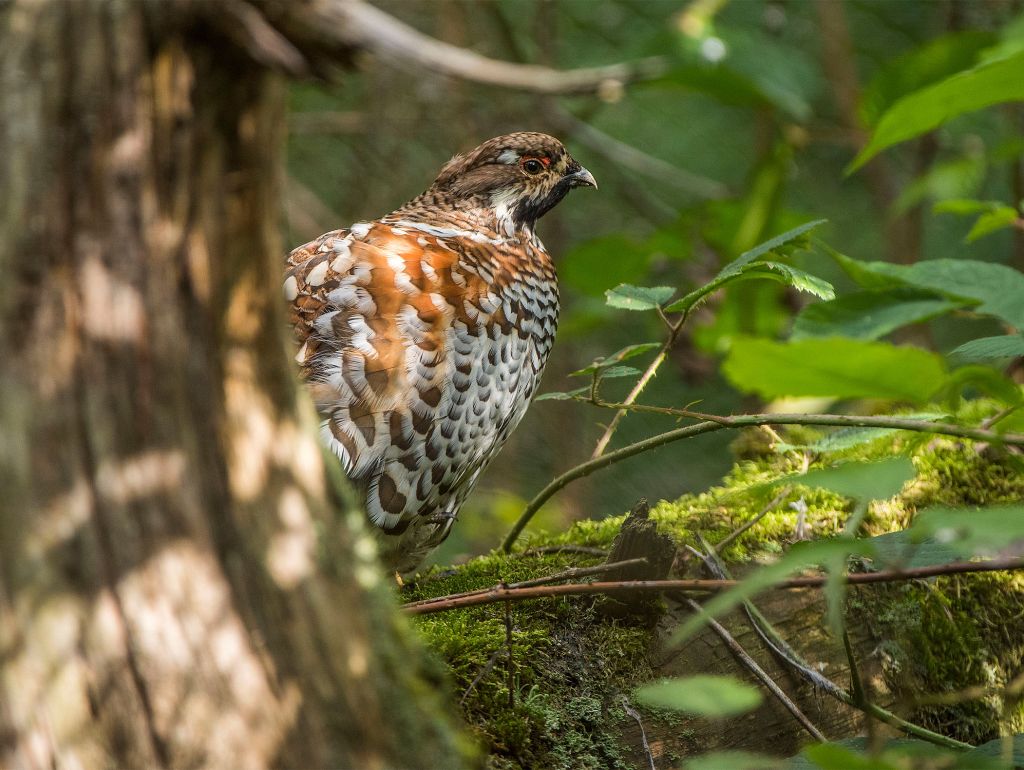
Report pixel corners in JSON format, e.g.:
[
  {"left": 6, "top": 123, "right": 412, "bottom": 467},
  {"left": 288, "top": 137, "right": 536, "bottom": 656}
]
[{"left": 284, "top": 132, "right": 596, "bottom": 573}]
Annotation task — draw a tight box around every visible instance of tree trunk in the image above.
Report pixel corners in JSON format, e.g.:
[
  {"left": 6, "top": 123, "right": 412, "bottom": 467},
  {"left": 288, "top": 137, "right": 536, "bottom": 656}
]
[{"left": 0, "top": 2, "right": 468, "bottom": 768}]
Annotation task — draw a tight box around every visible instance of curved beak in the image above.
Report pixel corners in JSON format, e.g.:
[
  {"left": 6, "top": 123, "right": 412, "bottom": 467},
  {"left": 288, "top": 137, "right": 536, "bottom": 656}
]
[{"left": 567, "top": 165, "right": 598, "bottom": 190}]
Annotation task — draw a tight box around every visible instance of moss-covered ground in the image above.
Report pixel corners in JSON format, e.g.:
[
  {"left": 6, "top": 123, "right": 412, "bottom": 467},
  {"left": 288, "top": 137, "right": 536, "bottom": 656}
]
[{"left": 404, "top": 405, "right": 1024, "bottom": 768}]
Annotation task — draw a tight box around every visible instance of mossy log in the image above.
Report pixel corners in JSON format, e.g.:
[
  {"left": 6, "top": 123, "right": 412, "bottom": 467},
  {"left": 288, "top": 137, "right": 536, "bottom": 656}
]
[{"left": 405, "top": 425, "right": 1024, "bottom": 770}]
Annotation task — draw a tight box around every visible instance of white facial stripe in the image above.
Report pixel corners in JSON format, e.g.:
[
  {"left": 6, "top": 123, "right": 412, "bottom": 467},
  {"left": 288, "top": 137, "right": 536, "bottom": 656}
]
[{"left": 497, "top": 149, "right": 518, "bottom": 164}]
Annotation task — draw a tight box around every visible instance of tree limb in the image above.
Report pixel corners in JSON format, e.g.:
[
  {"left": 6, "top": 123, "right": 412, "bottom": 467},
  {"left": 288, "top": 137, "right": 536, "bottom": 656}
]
[{"left": 292, "top": 0, "right": 670, "bottom": 95}]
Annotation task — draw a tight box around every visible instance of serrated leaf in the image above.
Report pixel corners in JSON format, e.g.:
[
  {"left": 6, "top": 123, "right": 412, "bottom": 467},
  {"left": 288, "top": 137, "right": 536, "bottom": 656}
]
[
  {"left": 792, "top": 290, "right": 963, "bottom": 341},
  {"left": 605, "top": 284, "right": 675, "bottom": 311},
  {"left": 850, "top": 50, "right": 1024, "bottom": 172},
  {"left": 960, "top": 734, "right": 1024, "bottom": 766},
  {"left": 741, "top": 262, "right": 835, "bottom": 300},
  {"left": 950, "top": 334, "right": 1024, "bottom": 362},
  {"left": 824, "top": 255, "right": 1024, "bottom": 328},
  {"left": 664, "top": 220, "right": 827, "bottom": 313},
  {"left": 966, "top": 206, "right": 1019, "bottom": 242},
  {"left": 723, "top": 337, "right": 948, "bottom": 403},
  {"left": 942, "top": 365, "right": 1024, "bottom": 405},
  {"left": 635, "top": 675, "right": 763, "bottom": 717}
]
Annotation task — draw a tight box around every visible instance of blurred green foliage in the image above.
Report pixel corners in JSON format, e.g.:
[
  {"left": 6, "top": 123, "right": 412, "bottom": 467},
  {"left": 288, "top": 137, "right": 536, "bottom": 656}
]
[{"left": 286, "top": 0, "right": 1024, "bottom": 569}]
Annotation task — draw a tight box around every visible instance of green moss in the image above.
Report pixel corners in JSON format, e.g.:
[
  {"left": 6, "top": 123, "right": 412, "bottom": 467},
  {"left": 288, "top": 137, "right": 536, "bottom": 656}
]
[{"left": 409, "top": 402, "right": 1024, "bottom": 766}]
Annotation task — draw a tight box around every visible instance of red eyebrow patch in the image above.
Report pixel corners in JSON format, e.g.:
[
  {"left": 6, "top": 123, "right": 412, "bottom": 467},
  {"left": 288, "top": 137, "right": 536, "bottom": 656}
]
[{"left": 523, "top": 155, "right": 551, "bottom": 167}]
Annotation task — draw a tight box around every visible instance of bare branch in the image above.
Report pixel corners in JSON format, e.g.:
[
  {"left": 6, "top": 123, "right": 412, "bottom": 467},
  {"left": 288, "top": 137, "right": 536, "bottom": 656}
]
[
  {"left": 403, "top": 556, "right": 1024, "bottom": 616},
  {"left": 302, "top": 0, "right": 670, "bottom": 95}
]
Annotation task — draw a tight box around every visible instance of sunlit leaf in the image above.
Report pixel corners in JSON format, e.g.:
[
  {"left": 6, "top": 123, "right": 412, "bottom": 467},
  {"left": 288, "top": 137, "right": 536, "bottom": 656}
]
[
  {"left": 792, "top": 289, "right": 962, "bottom": 341},
  {"left": 859, "top": 30, "right": 996, "bottom": 127},
  {"left": 850, "top": 51, "right": 1024, "bottom": 172},
  {"left": 723, "top": 338, "right": 947, "bottom": 402},
  {"left": 635, "top": 675, "right": 763, "bottom": 717},
  {"left": 933, "top": 197, "right": 1004, "bottom": 215},
  {"left": 739, "top": 262, "right": 835, "bottom": 300},
  {"left": 787, "top": 457, "right": 916, "bottom": 502},
  {"left": 664, "top": 219, "right": 827, "bottom": 314},
  {"left": 950, "top": 334, "right": 1024, "bottom": 362},
  {"left": 605, "top": 284, "right": 675, "bottom": 311}
]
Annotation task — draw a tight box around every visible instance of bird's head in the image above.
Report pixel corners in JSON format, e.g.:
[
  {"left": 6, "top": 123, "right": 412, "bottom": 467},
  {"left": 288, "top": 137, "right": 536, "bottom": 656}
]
[{"left": 429, "top": 132, "right": 596, "bottom": 233}]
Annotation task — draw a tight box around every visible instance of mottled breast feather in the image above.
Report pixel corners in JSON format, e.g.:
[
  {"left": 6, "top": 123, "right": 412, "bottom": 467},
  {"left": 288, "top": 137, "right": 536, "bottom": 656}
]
[{"left": 285, "top": 218, "right": 559, "bottom": 571}]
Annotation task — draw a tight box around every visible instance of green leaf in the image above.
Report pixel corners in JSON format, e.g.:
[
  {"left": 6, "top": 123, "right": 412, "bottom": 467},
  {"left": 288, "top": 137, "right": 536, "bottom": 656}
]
[
  {"left": 850, "top": 50, "right": 1024, "bottom": 172},
  {"left": 605, "top": 284, "right": 675, "bottom": 311},
  {"left": 534, "top": 387, "right": 589, "bottom": 402},
  {"left": 801, "top": 743, "right": 901, "bottom": 770},
  {"left": 683, "top": 751, "right": 784, "bottom": 770},
  {"left": 634, "top": 675, "right": 763, "bottom": 717},
  {"left": 966, "top": 206, "right": 1020, "bottom": 242},
  {"left": 740, "top": 262, "right": 835, "bottom": 300},
  {"left": 950, "top": 334, "right": 1024, "bottom": 362},
  {"left": 910, "top": 504, "right": 1024, "bottom": 559},
  {"left": 671, "top": 538, "right": 862, "bottom": 644},
  {"left": 593, "top": 365, "right": 641, "bottom": 380},
  {"left": 664, "top": 220, "right": 827, "bottom": 314},
  {"left": 792, "top": 290, "right": 962, "bottom": 341},
  {"left": 933, "top": 197, "right": 1004, "bottom": 216},
  {"left": 723, "top": 337, "right": 948, "bottom": 403},
  {"left": 859, "top": 30, "right": 996, "bottom": 127},
  {"left": 867, "top": 530, "right": 966, "bottom": 570},
  {"left": 570, "top": 342, "right": 660, "bottom": 376},
  {"left": 788, "top": 457, "right": 916, "bottom": 501},
  {"left": 822, "top": 255, "right": 1024, "bottom": 329}
]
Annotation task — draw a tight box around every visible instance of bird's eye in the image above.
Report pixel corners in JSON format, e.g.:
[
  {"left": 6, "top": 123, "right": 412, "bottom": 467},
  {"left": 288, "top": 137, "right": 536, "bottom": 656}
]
[{"left": 521, "top": 158, "right": 544, "bottom": 175}]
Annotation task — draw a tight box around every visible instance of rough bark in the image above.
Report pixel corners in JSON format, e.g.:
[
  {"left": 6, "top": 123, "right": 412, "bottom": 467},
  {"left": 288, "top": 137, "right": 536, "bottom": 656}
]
[{"left": 0, "top": 2, "right": 467, "bottom": 768}]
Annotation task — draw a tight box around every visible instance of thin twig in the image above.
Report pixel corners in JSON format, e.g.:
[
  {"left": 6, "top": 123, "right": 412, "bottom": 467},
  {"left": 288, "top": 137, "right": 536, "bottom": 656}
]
[
  {"left": 502, "top": 411, "right": 1024, "bottom": 550},
  {"left": 306, "top": 0, "right": 670, "bottom": 95},
  {"left": 680, "top": 595, "right": 827, "bottom": 741},
  {"left": 589, "top": 316, "right": 686, "bottom": 459},
  {"left": 714, "top": 485, "right": 793, "bottom": 555},
  {"left": 621, "top": 696, "right": 657, "bottom": 770},
  {"left": 461, "top": 647, "right": 503, "bottom": 706},
  {"left": 404, "top": 556, "right": 1024, "bottom": 616},
  {"left": 404, "top": 558, "right": 648, "bottom": 610}
]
